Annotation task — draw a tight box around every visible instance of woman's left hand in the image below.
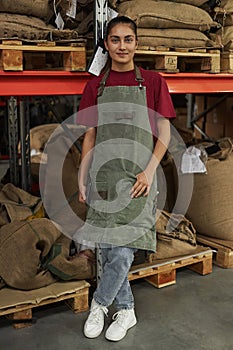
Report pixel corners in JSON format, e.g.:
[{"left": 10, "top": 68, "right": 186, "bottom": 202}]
[{"left": 130, "top": 171, "right": 154, "bottom": 198}]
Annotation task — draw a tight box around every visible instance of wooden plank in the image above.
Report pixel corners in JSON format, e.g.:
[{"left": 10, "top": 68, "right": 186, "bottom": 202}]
[
  {"left": 0, "top": 49, "right": 23, "bottom": 71},
  {"left": 6, "top": 309, "right": 32, "bottom": 330},
  {"left": 63, "top": 50, "right": 86, "bottom": 71},
  {"left": 196, "top": 234, "right": 233, "bottom": 268},
  {"left": 0, "top": 281, "right": 90, "bottom": 328},
  {"left": 135, "top": 48, "right": 220, "bottom": 73},
  {"left": 220, "top": 51, "right": 233, "bottom": 73},
  {"left": 145, "top": 270, "right": 176, "bottom": 288},
  {"left": 129, "top": 248, "right": 213, "bottom": 288},
  {"left": 0, "top": 43, "right": 86, "bottom": 71}
]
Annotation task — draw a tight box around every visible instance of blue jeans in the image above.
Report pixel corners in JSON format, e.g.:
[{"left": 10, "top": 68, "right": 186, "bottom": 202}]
[{"left": 93, "top": 246, "right": 137, "bottom": 310}]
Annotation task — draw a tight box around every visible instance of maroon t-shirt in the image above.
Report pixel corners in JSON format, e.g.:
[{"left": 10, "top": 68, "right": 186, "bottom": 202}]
[{"left": 77, "top": 67, "right": 176, "bottom": 135}]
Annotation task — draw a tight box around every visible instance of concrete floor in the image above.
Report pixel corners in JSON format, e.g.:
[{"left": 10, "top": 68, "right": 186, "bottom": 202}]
[{"left": 0, "top": 265, "right": 232, "bottom": 350}]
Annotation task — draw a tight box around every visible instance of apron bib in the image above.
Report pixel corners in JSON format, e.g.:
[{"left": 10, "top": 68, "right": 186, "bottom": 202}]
[{"left": 78, "top": 67, "right": 157, "bottom": 251}]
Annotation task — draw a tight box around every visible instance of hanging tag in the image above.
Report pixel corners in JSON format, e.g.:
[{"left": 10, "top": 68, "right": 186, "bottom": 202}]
[
  {"left": 55, "top": 12, "right": 64, "bottom": 30},
  {"left": 66, "top": 0, "right": 77, "bottom": 19},
  {"left": 88, "top": 40, "right": 108, "bottom": 76}
]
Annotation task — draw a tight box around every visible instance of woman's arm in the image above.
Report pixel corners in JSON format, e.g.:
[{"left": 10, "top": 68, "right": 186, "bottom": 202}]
[
  {"left": 78, "top": 127, "right": 96, "bottom": 203},
  {"left": 130, "top": 118, "right": 170, "bottom": 198}
]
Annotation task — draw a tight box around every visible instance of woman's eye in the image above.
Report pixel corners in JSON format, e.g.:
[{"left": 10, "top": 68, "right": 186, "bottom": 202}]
[
  {"left": 125, "top": 38, "right": 133, "bottom": 43},
  {"left": 112, "top": 39, "right": 119, "bottom": 44}
]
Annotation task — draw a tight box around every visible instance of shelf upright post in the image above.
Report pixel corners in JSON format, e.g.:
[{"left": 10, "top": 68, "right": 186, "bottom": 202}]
[
  {"left": 94, "top": 0, "right": 108, "bottom": 284},
  {"left": 19, "top": 98, "right": 31, "bottom": 191},
  {"left": 7, "top": 97, "right": 19, "bottom": 187}
]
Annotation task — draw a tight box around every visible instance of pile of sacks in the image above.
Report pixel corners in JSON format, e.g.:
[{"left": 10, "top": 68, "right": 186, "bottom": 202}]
[
  {"left": 0, "top": 0, "right": 94, "bottom": 42},
  {"left": 110, "top": 0, "right": 221, "bottom": 49}
]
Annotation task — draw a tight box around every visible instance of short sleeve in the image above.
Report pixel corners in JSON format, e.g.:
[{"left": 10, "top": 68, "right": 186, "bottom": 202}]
[
  {"left": 155, "top": 75, "right": 176, "bottom": 119},
  {"left": 76, "top": 80, "right": 98, "bottom": 127}
]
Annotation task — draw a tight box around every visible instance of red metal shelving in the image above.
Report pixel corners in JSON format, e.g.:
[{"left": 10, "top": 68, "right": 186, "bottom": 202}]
[{"left": 0, "top": 71, "right": 233, "bottom": 96}]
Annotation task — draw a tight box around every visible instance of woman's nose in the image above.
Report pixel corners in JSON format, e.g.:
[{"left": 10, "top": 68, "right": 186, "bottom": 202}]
[{"left": 119, "top": 40, "right": 126, "bottom": 50}]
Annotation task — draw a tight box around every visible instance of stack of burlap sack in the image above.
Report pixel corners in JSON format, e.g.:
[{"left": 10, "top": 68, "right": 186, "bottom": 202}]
[
  {"left": 0, "top": 122, "right": 96, "bottom": 291},
  {"left": 109, "top": 0, "right": 221, "bottom": 49},
  {"left": 0, "top": 0, "right": 94, "bottom": 42}
]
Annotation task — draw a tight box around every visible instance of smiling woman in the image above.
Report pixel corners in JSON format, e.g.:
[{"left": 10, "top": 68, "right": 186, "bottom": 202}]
[{"left": 76, "top": 15, "right": 176, "bottom": 343}]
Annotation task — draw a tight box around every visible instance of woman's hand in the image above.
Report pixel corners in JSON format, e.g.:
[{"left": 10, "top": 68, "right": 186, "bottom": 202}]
[
  {"left": 130, "top": 171, "right": 154, "bottom": 198},
  {"left": 79, "top": 183, "right": 87, "bottom": 203}
]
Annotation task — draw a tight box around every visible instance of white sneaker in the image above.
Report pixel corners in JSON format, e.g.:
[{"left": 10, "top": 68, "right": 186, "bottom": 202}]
[
  {"left": 105, "top": 309, "right": 137, "bottom": 342},
  {"left": 84, "top": 299, "right": 108, "bottom": 338}
]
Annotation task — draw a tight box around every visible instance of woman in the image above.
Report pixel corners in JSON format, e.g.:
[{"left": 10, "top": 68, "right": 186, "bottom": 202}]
[{"left": 77, "top": 16, "right": 176, "bottom": 342}]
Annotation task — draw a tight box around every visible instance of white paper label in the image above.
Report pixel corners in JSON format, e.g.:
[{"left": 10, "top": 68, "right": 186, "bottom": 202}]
[
  {"left": 55, "top": 12, "right": 64, "bottom": 30},
  {"left": 66, "top": 0, "right": 77, "bottom": 19},
  {"left": 88, "top": 46, "right": 108, "bottom": 76}
]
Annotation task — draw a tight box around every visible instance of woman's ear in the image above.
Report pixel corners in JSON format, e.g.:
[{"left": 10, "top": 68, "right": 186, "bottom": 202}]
[
  {"left": 104, "top": 40, "right": 108, "bottom": 51},
  {"left": 135, "top": 40, "right": 138, "bottom": 49}
]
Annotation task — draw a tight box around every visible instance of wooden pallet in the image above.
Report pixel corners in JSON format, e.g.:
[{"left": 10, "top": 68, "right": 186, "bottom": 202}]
[
  {"left": 128, "top": 247, "right": 213, "bottom": 288},
  {"left": 197, "top": 234, "right": 233, "bottom": 268},
  {"left": 0, "top": 280, "right": 90, "bottom": 329},
  {"left": 0, "top": 40, "right": 86, "bottom": 71},
  {"left": 220, "top": 50, "right": 233, "bottom": 73},
  {"left": 135, "top": 47, "right": 220, "bottom": 73}
]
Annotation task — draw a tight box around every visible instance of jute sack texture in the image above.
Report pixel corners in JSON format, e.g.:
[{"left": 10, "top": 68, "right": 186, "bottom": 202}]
[
  {"left": 43, "top": 126, "right": 86, "bottom": 239},
  {"left": 0, "top": 183, "right": 44, "bottom": 228},
  {"left": 0, "top": 0, "right": 51, "bottom": 21},
  {"left": 109, "top": 0, "right": 207, "bottom": 9},
  {"left": 0, "top": 13, "right": 79, "bottom": 41},
  {"left": 0, "top": 218, "right": 95, "bottom": 290},
  {"left": 137, "top": 28, "right": 215, "bottom": 49},
  {"left": 149, "top": 209, "right": 197, "bottom": 260},
  {"left": 219, "top": 25, "right": 233, "bottom": 50},
  {"left": 186, "top": 151, "right": 233, "bottom": 241},
  {"left": 118, "top": 0, "right": 218, "bottom": 31}
]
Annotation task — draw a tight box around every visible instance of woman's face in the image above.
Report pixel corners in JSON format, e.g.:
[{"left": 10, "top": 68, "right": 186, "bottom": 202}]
[{"left": 104, "top": 23, "right": 138, "bottom": 71}]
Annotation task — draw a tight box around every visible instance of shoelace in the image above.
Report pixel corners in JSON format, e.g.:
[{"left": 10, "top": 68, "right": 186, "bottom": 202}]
[
  {"left": 111, "top": 310, "right": 128, "bottom": 329},
  {"left": 89, "top": 305, "right": 108, "bottom": 324}
]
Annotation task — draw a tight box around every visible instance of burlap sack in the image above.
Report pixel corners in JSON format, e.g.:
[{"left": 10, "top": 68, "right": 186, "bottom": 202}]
[
  {"left": 157, "top": 0, "right": 207, "bottom": 5},
  {"left": 149, "top": 209, "right": 197, "bottom": 260},
  {"left": 118, "top": 1, "right": 218, "bottom": 31},
  {"left": 42, "top": 125, "right": 87, "bottom": 239},
  {"left": 219, "top": 25, "right": 233, "bottom": 50},
  {"left": 218, "top": 0, "right": 233, "bottom": 13},
  {"left": 109, "top": 0, "right": 207, "bottom": 9},
  {"left": 0, "top": 1, "right": 51, "bottom": 21},
  {"left": 0, "top": 219, "right": 59, "bottom": 290},
  {"left": 186, "top": 151, "right": 233, "bottom": 241},
  {"left": 0, "top": 218, "right": 95, "bottom": 290},
  {"left": 137, "top": 28, "right": 215, "bottom": 49},
  {"left": 29, "top": 124, "right": 58, "bottom": 153},
  {"left": 0, "top": 13, "right": 79, "bottom": 42},
  {"left": 44, "top": 234, "right": 95, "bottom": 280},
  {"left": 0, "top": 183, "right": 44, "bottom": 227}
]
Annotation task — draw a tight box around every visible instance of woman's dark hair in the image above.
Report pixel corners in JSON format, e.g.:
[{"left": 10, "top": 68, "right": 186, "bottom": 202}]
[{"left": 105, "top": 16, "right": 137, "bottom": 40}]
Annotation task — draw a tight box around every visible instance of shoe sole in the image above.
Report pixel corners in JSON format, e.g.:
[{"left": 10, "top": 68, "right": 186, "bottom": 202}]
[{"left": 105, "top": 319, "right": 137, "bottom": 342}]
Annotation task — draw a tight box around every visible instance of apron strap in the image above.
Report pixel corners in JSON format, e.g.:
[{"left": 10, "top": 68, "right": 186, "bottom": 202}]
[
  {"left": 97, "top": 66, "right": 144, "bottom": 97},
  {"left": 97, "top": 69, "right": 110, "bottom": 97},
  {"left": 134, "top": 65, "right": 145, "bottom": 89}
]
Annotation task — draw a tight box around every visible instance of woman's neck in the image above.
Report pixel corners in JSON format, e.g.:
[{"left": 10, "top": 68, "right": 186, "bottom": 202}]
[{"left": 111, "top": 62, "right": 134, "bottom": 72}]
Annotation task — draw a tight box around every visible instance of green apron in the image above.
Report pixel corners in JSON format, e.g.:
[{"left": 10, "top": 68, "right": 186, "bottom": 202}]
[{"left": 78, "top": 66, "right": 157, "bottom": 251}]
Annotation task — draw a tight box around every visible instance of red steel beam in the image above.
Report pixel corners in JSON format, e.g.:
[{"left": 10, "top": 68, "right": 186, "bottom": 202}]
[{"left": 0, "top": 71, "right": 233, "bottom": 96}]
